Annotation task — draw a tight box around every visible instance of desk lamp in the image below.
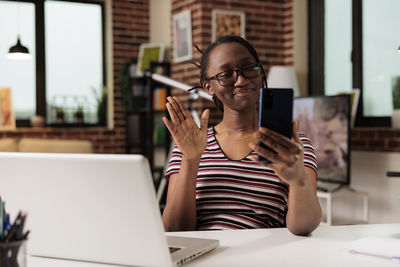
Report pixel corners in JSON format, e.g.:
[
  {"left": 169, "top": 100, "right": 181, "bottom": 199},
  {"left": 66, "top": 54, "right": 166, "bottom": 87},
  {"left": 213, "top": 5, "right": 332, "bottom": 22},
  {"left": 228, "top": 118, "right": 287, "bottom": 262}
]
[{"left": 267, "top": 66, "right": 299, "bottom": 97}]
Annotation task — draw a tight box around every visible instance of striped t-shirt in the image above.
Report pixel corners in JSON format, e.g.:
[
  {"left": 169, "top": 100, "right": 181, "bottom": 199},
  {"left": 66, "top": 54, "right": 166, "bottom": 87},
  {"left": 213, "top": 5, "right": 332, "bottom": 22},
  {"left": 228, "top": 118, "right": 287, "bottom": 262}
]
[{"left": 165, "top": 127, "right": 317, "bottom": 230}]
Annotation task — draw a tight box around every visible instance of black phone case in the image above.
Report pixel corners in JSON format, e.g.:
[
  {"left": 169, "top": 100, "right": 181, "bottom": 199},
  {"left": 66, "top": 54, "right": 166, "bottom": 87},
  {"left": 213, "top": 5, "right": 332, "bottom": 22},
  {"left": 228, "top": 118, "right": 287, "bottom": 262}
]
[{"left": 258, "top": 88, "right": 294, "bottom": 162}]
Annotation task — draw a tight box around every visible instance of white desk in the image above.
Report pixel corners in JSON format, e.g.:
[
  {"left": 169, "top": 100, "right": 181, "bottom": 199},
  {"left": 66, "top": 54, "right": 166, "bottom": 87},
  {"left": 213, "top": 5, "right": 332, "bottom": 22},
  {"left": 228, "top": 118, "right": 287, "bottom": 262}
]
[{"left": 28, "top": 223, "right": 400, "bottom": 267}]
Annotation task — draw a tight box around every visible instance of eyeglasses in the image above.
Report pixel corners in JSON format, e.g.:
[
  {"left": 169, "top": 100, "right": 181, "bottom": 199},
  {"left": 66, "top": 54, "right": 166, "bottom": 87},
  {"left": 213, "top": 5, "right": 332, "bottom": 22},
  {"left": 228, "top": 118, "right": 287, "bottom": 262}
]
[{"left": 206, "top": 63, "right": 262, "bottom": 87}]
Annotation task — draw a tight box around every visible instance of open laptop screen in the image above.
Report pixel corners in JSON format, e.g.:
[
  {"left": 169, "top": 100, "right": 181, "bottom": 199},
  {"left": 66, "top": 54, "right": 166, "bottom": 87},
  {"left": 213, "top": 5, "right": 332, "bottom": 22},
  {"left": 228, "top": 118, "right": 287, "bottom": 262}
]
[{"left": 0, "top": 153, "right": 172, "bottom": 266}]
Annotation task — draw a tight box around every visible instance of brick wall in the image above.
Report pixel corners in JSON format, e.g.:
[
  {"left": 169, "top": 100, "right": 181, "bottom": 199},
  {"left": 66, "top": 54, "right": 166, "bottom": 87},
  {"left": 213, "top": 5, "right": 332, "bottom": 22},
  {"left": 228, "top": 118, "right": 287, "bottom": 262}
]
[
  {"left": 2, "top": 1, "right": 397, "bottom": 153},
  {"left": 0, "top": 0, "right": 149, "bottom": 154},
  {"left": 169, "top": 0, "right": 400, "bottom": 152},
  {"left": 351, "top": 128, "right": 400, "bottom": 152},
  {"left": 170, "top": 0, "right": 294, "bottom": 124}
]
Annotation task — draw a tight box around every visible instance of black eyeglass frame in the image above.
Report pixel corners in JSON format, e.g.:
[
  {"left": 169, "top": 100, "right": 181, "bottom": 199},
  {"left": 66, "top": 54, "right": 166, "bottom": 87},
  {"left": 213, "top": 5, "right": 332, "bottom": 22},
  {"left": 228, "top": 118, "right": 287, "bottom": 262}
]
[{"left": 205, "top": 63, "right": 263, "bottom": 87}]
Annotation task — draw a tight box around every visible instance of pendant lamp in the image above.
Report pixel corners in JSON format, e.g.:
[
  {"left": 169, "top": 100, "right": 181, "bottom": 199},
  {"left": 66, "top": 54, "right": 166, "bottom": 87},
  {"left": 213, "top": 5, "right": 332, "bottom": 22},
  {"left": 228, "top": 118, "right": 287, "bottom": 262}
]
[
  {"left": 7, "top": 35, "right": 31, "bottom": 60},
  {"left": 6, "top": 3, "right": 31, "bottom": 60}
]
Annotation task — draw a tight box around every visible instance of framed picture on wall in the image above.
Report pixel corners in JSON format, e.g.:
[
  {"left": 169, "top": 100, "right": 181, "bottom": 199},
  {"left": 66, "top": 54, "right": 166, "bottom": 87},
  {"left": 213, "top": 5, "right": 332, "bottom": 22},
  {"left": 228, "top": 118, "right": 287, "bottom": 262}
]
[
  {"left": 136, "top": 43, "right": 165, "bottom": 76},
  {"left": 212, "top": 9, "right": 245, "bottom": 42},
  {"left": 0, "top": 88, "right": 15, "bottom": 131},
  {"left": 172, "top": 10, "right": 193, "bottom": 63}
]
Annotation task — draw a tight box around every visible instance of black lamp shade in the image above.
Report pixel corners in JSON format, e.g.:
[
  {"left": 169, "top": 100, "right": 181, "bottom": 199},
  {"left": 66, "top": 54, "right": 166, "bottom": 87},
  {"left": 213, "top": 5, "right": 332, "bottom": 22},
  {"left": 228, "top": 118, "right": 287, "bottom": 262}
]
[{"left": 8, "top": 37, "right": 30, "bottom": 54}]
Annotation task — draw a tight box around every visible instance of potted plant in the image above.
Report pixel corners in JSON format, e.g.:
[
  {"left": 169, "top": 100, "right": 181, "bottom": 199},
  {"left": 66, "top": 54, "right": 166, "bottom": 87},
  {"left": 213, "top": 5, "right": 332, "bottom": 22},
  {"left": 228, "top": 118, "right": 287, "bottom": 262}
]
[
  {"left": 118, "top": 59, "right": 137, "bottom": 114},
  {"left": 74, "top": 106, "right": 84, "bottom": 124},
  {"left": 92, "top": 86, "right": 107, "bottom": 126},
  {"left": 56, "top": 107, "right": 65, "bottom": 124}
]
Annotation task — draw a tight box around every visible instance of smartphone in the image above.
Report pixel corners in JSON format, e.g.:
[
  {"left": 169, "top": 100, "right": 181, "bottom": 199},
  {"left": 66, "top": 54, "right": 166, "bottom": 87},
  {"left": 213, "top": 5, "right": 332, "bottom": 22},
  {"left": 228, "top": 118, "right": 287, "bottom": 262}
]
[{"left": 258, "top": 88, "right": 294, "bottom": 162}]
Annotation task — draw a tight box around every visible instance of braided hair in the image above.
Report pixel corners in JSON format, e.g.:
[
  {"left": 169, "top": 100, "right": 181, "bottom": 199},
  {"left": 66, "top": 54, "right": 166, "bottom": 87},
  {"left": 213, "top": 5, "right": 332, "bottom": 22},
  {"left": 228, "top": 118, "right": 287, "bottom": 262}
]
[{"left": 191, "top": 35, "right": 268, "bottom": 112}]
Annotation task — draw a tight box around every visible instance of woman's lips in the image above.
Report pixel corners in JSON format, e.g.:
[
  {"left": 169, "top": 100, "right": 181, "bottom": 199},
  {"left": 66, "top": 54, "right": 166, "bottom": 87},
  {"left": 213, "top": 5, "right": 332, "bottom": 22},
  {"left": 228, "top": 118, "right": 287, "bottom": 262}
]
[{"left": 233, "top": 88, "right": 255, "bottom": 96}]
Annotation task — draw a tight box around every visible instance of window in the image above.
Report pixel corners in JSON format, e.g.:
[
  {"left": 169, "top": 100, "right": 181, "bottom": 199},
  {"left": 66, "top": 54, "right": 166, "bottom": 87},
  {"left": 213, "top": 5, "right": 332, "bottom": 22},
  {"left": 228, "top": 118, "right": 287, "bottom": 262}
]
[
  {"left": 309, "top": 0, "right": 400, "bottom": 126},
  {"left": 324, "top": 0, "right": 352, "bottom": 96},
  {"left": 0, "top": 0, "right": 106, "bottom": 126},
  {"left": 0, "top": 1, "right": 36, "bottom": 119},
  {"left": 362, "top": 0, "right": 400, "bottom": 118}
]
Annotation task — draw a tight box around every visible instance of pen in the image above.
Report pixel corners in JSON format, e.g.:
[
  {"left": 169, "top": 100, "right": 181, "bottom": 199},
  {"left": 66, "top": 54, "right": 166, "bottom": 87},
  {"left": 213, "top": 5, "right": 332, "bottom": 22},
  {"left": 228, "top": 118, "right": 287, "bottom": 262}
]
[
  {"left": 5, "top": 211, "right": 22, "bottom": 242},
  {"left": 23, "top": 230, "right": 30, "bottom": 240},
  {"left": 5, "top": 213, "right": 10, "bottom": 231},
  {"left": 14, "top": 211, "right": 27, "bottom": 240},
  {"left": 349, "top": 250, "right": 400, "bottom": 264}
]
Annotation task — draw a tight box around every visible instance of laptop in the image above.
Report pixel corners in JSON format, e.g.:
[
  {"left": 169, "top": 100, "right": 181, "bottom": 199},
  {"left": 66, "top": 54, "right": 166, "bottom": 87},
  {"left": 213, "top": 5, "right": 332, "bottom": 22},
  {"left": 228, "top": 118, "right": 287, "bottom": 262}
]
[{"left": 0, "top": 152, "right": 219, "bottom": 266}]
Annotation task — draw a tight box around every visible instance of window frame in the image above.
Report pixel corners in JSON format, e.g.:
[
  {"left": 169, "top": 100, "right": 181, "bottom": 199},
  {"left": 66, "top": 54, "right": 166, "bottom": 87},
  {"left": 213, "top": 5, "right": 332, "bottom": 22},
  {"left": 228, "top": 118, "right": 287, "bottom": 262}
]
[
  {"left": 1, "top": 0, "right": 107, "bottom": 127},
  {"left": 308, "top": 0, "right": 391, "bottom": 127}
]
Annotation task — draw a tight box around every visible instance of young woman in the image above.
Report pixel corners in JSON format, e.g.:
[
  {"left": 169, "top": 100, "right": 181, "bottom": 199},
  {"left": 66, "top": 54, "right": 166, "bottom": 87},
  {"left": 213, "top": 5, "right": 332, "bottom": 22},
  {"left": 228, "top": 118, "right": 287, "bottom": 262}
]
[{"left": 162, "top": 35, "right": 321, "bottom": 235}]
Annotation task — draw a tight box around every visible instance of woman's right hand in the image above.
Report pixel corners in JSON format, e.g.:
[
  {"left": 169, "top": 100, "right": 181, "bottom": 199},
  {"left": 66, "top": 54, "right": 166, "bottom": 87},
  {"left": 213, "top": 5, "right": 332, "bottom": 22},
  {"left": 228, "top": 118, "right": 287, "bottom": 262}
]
[{"left": 163, "top": 96, "right": 210, "bottom": 161}]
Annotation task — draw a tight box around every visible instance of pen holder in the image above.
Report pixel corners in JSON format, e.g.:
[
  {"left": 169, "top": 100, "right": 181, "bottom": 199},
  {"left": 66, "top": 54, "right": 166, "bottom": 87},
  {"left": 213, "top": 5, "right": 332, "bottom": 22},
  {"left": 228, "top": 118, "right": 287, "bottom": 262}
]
[{"left": 0, "top": 240, "right": 27, "bottom": 267}]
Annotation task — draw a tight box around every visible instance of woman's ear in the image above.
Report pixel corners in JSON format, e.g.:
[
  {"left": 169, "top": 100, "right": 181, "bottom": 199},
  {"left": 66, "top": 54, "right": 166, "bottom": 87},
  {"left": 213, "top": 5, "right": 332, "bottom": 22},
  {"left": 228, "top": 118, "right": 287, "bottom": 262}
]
[{"left": 204, "top": 82, "right": 214, "bottom": 96}]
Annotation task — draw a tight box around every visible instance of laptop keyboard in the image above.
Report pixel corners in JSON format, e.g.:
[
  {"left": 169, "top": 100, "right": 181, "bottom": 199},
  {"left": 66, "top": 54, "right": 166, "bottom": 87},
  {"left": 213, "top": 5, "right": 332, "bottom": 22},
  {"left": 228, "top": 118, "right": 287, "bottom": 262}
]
[{"left": 169, "top": 246, "right": 182, "bottom": 253}]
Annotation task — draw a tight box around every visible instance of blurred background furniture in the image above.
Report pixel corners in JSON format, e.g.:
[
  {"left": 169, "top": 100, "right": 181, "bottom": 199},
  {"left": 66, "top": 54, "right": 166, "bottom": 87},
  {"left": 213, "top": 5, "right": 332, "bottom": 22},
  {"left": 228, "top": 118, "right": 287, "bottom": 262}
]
[
  {"left": 0, "top": 138, "right": 93, "bottom": 153},
  {"left": 317, "top": 189, "right": 369, "bottom": 226}
]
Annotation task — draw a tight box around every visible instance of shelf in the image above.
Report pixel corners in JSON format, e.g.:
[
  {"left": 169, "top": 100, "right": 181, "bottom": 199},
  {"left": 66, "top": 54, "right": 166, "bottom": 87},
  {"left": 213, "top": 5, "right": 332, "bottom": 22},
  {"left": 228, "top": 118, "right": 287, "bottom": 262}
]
[
  {"left": 131, "top": 76, "right": 146, "bottom": 82},
  {"left": 154, "top": 144, "right": 167, "bottom": 148},
  {"left": 125, "top": 61, "right": 171, "bottom": 200},
  {"left": 46, "top": 123, "right": 102, "bottom": 128},
  {"left": 130, "top": 108, "right": 151, "bottom": 114}
]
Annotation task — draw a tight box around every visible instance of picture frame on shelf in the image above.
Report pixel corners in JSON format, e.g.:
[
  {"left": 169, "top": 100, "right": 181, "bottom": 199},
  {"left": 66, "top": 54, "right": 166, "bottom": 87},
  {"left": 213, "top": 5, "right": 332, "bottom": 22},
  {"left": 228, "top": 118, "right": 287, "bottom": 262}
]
[
  {"left": 136, "top": 43, "right": 165, "bottom": 77},
  {"left": 0, "top": 87, "right": 16, "bottom": 131},
  {"left": 212, "top": 9, "right": 245, "bottom": 42},
  {"left": 172, "top": 10, "right": 193, "bottom": 63}
]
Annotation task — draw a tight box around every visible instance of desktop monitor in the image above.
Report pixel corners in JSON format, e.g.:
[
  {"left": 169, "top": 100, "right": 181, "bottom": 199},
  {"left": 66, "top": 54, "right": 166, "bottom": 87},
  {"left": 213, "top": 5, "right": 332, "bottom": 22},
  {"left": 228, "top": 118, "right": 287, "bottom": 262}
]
[{"left": 293, "top": 94, "right": 351, "bottom": 185}]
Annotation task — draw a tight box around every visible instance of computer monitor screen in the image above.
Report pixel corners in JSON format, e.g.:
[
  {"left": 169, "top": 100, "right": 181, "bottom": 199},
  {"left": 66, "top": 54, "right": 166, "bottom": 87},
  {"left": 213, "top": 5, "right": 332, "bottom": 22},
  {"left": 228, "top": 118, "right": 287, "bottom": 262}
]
[{"left": 293, "top": 94, "right": 351, "bottom": 184}]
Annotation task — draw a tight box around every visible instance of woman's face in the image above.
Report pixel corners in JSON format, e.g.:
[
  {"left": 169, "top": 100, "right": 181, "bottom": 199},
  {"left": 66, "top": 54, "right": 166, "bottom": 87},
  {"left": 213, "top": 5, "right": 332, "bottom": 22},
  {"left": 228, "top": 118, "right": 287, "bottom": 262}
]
[{"left": 204, "top": 42, "right": 263, "bottom": 112}]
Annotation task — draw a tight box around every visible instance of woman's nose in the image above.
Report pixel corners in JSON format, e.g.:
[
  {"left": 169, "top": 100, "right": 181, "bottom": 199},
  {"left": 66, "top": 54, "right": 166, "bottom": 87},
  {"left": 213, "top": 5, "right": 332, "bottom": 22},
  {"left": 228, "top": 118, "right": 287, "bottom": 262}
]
[{"left": 234, "top": 72, "right": 249, "bottom": 86}]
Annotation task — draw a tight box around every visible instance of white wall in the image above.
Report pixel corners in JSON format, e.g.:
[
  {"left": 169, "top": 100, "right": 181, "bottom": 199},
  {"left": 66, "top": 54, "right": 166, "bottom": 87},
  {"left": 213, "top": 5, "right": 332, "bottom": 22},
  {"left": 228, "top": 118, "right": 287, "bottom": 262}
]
[
  {"left": 330, "top": 151, "right": 400, "bottom": 224},
  {"left": 150, "top": 0, "right": 171, "bottom": 60}
]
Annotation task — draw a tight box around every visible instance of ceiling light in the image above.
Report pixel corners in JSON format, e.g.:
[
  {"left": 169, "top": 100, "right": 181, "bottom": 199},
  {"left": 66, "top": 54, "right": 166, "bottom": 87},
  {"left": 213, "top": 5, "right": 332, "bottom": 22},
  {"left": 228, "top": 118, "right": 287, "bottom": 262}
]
[
  {"left": 6, "top": 3, "right": 31, "bottom": 60},
  {"left": 7, "top": 36, "right": 31, "bottom": 60}
]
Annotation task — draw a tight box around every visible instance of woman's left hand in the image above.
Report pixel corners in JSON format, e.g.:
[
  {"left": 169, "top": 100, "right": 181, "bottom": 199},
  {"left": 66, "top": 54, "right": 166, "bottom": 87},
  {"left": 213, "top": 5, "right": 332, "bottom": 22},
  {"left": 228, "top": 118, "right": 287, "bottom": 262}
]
[{"left": 250, "top": 121, "right": 307, "bottom": 187}]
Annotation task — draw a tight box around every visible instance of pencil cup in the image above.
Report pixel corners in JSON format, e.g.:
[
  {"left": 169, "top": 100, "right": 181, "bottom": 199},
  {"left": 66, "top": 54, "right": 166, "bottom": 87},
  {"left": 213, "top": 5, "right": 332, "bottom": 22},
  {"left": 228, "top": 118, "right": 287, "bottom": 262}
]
[{"left": 0, "top": 240, "right": 27, "bottom": 267}]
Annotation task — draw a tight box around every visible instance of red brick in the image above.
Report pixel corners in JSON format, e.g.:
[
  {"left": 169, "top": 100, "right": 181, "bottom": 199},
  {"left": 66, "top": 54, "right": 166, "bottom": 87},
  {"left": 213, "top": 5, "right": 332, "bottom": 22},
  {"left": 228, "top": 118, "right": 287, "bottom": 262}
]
[
  {"left": 368, "top": 140, "right": 385, "bottom": 148},
  {"left": 350, "top": 140, "right": 367, "bottom": 148},
  {"left": 387, "top": 140, "right": 400, "bottom": 148},
  {"left": 377, "top": 130, "right": 396, "bottom": 139},
  {"left": 350, "top": 131, "right": 360, "bottom": 139},
  {"left": 359, "top": 130, "right": 377, "bottom": 139}
]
